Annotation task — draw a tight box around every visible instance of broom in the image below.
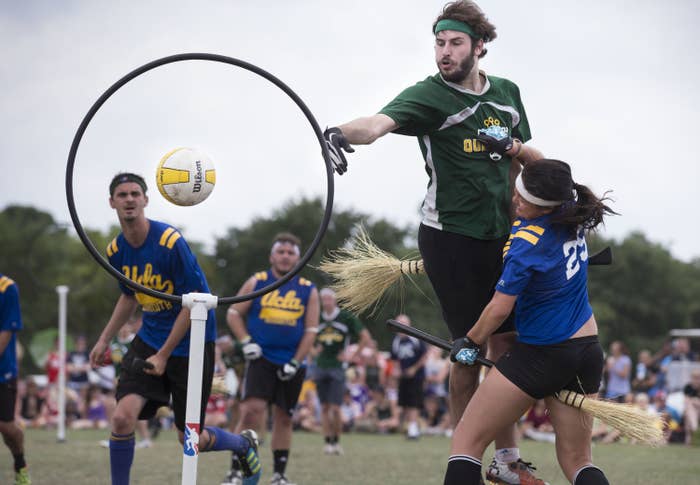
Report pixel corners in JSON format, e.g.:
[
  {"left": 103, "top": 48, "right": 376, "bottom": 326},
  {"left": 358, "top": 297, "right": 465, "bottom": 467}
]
[
  {"left": 318, "top": 226, "right": 423, "bottom": 314},
  {"left": 386, "top": 319, "right": 666, "bottom": 446},
  {"left": 319, "top": 228, "right": 612, "bottom": 315}
]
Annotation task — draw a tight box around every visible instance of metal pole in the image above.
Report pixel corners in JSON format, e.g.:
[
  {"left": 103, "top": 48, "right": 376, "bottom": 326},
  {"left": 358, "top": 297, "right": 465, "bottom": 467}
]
[
  {"left": 56, "top": 285, "right": 69, "bottom": 443},
  {"left": 180, "top": 292, "right": 217, "bottom": 485}
]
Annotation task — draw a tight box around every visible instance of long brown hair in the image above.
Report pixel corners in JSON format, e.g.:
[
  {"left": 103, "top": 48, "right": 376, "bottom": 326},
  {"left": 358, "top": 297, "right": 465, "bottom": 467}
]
[{"left": 521, "top": 159, "right": 617, "bottom": 234}]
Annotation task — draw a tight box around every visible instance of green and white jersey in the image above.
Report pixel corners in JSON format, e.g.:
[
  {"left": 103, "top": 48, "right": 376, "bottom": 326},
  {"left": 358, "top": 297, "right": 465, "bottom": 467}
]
[
  {"left": 315, "top": 307, "right": 363, "bottom": 369},
  {"left": 379, "top": 72, "right": 531, "bottom": 240}
]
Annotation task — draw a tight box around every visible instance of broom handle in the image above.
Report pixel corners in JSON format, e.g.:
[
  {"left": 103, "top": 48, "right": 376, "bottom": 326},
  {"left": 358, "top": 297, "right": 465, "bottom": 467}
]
[
  {"left": 399, "top": 246, "right": 612, "bottom": 274},
  {"left": 386, "top": 319, "right": 494, "bottom": 368}
]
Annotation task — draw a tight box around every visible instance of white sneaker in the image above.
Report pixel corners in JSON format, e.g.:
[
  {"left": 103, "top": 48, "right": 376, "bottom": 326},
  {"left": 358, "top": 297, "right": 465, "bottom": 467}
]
[
  {"left": 269, "top": 472, "right": 296, "bottom": 485},
  {"left": 332, "top": 443, "right": 344, "bottom": 455},
  {"left": 485, "top": 458, "right": 549, "bottom": 485},
  {"left": 407, "top": 422, "right": 421, "bottom": 440},
  {"left": 135, "top": 439, "right": 153, "bottom": 449},
  {"left": 323, "top": 443, "right": 335, "bottom": 454},
  {"left": 221, "top": 469, "right": 243, "bottom": 485},
  {"left": 99, "top": 440, "right": 109, "bottom": 448}
]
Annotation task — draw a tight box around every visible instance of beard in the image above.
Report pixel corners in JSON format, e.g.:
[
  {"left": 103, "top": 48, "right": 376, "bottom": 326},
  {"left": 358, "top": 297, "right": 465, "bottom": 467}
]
[{"left": 439, "top": 48, "right": 477, "bottom": 84}]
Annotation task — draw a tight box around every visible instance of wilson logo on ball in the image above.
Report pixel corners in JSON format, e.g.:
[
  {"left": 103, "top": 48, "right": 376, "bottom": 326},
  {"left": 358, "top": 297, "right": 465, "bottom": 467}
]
[{"left": 156, "top": 147, "right": 216, "bottom": 206}]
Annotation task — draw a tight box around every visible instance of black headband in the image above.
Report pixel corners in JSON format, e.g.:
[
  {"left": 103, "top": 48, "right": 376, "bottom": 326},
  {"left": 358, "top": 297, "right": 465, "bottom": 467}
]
[{"left": 109, "top": 173, "right": 148, "bottom": 196}]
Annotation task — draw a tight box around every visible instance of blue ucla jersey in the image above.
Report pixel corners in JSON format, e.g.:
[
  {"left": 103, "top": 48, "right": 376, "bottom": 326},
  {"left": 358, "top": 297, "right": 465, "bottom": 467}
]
[
  {"left": 0, "top": 275, "right": 22, "bottom": 382},
  {"left": 496, "top": 216, "right": 593, "bottom": 345},
  {"left": 247, "top": 270, "right": 315, "bottom": 365},
  {"left": 106, "top": 220, "right": 216, "bottom": 356}
]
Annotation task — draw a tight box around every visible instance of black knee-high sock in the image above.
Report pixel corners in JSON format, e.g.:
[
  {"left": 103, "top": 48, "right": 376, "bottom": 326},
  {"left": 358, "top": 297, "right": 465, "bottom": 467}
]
[
  {"left": 273, "top": 449, "right": 289, "bottom": 475},
  {"left": 13, "top": 453, "right": 26, "bottom": 472},
  {"left": 444, "top": 455, "right": 482, "bottom": 485},
  {"left": 573, "top": 465, "right": 609, "bottom": 485}
]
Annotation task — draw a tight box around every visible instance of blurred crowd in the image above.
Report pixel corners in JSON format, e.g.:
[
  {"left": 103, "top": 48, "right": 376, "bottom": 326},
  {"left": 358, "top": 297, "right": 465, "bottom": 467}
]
[{"left": 14, "top": 328, "right": 700, "bottom": 448}]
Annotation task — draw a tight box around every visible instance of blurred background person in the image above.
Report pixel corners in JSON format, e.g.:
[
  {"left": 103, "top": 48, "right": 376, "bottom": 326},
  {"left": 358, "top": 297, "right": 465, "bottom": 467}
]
[
  {"left": 604, "top": 340, "right": 631, "bottom": 402},
  {"left": 389, "top": 314, "right": 427, "bottom": 440}
]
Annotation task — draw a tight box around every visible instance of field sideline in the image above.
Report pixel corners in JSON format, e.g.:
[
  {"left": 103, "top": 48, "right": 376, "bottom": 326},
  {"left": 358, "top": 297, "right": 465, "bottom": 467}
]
[{"left": 1, "top": 428, "right": 697, "bottom": 484}]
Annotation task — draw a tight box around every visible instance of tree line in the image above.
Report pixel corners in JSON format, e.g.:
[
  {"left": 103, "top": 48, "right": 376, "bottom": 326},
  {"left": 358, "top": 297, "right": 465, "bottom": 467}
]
[{"left": 1, "top": 201, "right": 699, "bottom": 374}]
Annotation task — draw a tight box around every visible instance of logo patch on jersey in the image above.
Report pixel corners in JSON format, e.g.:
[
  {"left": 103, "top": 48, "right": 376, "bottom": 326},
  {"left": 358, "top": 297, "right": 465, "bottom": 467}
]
[
  {"left": 318, "top": 326, "right": 345, "bottom": 345},
  {"left": 122, "top": 263, "right": 175, "bottom": 312},
  {"left": 259, "top": 289, "right": 305, "bottom": 326}
]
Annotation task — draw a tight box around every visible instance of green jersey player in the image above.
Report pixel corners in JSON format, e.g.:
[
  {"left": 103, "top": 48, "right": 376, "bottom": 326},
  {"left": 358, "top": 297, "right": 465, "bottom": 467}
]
[
  {"left": 323, "top": 2, "right": 546, "bottom": 484},
  {"left": 313, "top": 288, "right": 371, "bottom": 455}
]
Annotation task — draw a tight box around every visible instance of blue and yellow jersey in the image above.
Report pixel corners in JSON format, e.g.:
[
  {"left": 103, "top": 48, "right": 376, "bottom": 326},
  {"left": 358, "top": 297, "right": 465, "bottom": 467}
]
[
  {"left": 247, "top": 270, "right": 315, "bottom": 365},
  {"left": 106, "top": 220, "right": 216, "bottom": 356},
  {"left": 496, "top": 216, "right": 593, "bottom": 345},
  {"left": 0, "top": 274, "right": 22, "bottom": 382}
]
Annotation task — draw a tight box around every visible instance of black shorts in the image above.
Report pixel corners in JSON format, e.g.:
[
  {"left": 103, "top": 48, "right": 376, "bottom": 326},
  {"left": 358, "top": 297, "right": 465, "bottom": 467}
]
[
  {"left": 0, "top": 378, "right": 17, "bottom": 422},
  {"left": 241, "top": 357, "right": 306, "bottom": 416},
  {"left": 496, "top": 336, "right": 604, "bottom": 399},
  {"left": 398, "top": 376, "right": 424, "bottom": 409},
  {"left": 418, "top": 224, "right": 514, "bottom": 339},
  {"left": 116, "top": 336, "right": 215, "bottom": 432}
]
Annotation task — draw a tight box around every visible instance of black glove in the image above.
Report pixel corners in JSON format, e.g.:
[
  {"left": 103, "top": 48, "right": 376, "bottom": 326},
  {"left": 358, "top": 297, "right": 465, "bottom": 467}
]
[
  {"left": 276, "top": 359, "right": 300, "bottom": 381},
  {"left": 449, "top": 337, "right": 481, "bottom": 366},
  {"left": 323, "top": 127, "right": 354, "bottom": 175},
  {"left": 476, "top": 131, "right": 514, "bottom": 159}
]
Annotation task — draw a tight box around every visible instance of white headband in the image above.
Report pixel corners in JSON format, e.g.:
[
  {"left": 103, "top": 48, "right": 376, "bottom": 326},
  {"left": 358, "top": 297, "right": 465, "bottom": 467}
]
[
  {"left": 515, "top": 173, "right": 563, "bottom": 207},
  {"left": 271, "top": 241, "right": 300, "bottom": 255}
]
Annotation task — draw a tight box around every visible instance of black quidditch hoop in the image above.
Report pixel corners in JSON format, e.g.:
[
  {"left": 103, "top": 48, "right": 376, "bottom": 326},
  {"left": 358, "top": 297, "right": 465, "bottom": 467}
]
[{"left": 66, "top": 53, "right": 334, "bottom": 305}]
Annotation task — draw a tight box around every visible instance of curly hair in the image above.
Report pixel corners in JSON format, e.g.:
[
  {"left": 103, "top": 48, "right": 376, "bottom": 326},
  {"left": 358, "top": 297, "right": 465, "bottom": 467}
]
[{"left": 433, "top": 1, "right": 497, "bottom": 57}]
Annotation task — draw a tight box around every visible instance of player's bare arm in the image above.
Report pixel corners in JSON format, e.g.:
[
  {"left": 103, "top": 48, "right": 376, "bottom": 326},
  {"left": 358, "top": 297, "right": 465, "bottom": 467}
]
[
  {"left": 0, "top": 330, "right": 11, "bottom": 356},
  {"left": 293, "top": 287, "right": 320, "bottom": 363},
  {"left": 347, "top": 328, "right": 372, "bottom": 363},
  {"left": 510, "top": 141, "right": 544, "bottom": 165},
  {"left": 145, "top": 306, "right": 192, "bottom": 376},
  {"left": 90, "top": 294, "right": 138, "bottom": 367},
  {"left": 466, "top": 291, "right": 517, "bottom": 345},
  {"left": 226, "top": 276, "right": 257, "bottom": 341},
  {"left": 338, "top": 114, "right": 398, "bottom": 145}
]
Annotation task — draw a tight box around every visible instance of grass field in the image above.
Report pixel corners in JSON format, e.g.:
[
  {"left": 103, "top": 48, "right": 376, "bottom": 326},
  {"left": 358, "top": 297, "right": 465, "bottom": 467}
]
[{"left": 1, "top": 428, "right": 698, "bottom": 484}]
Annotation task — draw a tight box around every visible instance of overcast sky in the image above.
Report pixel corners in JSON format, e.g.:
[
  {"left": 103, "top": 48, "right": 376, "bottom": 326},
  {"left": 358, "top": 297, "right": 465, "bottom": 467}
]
[{"left": 2, "top": 0, "right": 699, "bottom": 261}]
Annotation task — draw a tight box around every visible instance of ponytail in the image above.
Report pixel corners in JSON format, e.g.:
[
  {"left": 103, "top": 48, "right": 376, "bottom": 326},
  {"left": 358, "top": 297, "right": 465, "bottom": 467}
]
[{"left": 550, "top": 183, "right": 617, "bottom": 233}]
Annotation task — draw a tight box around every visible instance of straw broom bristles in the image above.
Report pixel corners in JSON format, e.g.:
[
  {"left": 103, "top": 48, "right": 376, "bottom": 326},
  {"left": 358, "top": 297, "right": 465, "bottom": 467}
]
[
  {"left": 556, "top": 390, "right": 665, "bottom": 446},
  {"left": 318, "top": 227, "right": 423, "bottom": 314}
]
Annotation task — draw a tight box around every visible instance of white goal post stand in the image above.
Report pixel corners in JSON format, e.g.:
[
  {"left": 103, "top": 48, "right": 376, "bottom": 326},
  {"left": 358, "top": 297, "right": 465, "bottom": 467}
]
[
  {"left": 181, "top": 292, "right": 218, "bottom": 485},
  {"left": 56, "top": 285, "right": 69, "bottom": 443}
]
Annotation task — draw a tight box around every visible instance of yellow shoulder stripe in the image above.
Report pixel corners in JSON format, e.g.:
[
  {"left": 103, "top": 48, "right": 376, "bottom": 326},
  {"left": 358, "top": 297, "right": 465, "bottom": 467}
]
[
  {"left": 106, "top": 238, "right": 119, "bottom": 257},
  {"left": 299, "top": 277, "right": 312, "bottom": 286},
  {"left": 514, "top": 230, "right": 539, "bottom": 245},
  {"left": 523, "top": 225, "right": 545, "bottom": 236},
  {"left": 512, "top": 220, "right": 522, "bottom": 227},
  {"left": 0, "top": 276, "right": 15, "bottom": 293},
  {"left": 165, "top": 231, "right": 181, "bottom": 249},
  {"left": 159, "top": 227, "right": 175, "bottom": 246},
  {"left": 255, "top": 271, "right": 268, "bottom": 281}
]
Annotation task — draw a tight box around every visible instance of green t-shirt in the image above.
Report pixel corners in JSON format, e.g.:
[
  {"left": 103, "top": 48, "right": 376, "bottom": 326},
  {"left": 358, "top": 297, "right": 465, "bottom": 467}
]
[
  {"left": 315, "top": 308, "right": 364, "bottom": 369},
  {"left": 379, "top": 72, "right": 531, "bottom": 240}
]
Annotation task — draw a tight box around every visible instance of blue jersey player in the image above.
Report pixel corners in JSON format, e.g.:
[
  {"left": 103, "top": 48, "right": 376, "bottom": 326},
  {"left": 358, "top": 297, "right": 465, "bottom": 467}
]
[
  {"left": 223, "top": 233, "right": 320, "bottom": 485},
  {"left": 89, "top": 173, "right": 261, "bottom": 485},
  {"left": 0, "top": 274, "right": 31, "bottom": 484},
  {"left": 445, "top": 159, "right": 616, "bottom": 485}
]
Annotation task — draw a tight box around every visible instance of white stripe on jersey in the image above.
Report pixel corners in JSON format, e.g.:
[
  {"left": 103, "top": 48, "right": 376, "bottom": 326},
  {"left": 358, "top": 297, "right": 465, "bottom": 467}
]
[{"left": 421, "top": 135, "right": 443, "bottom": 231}]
